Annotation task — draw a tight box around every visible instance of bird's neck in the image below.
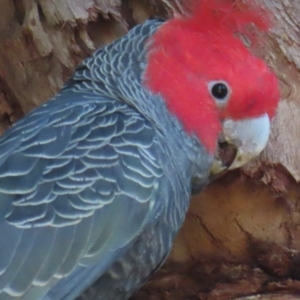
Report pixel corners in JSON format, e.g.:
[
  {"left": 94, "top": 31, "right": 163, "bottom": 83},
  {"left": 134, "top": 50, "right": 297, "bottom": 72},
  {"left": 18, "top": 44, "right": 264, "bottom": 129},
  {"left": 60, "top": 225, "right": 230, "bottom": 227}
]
[{"left": 62, "top": 19, "right": 213, "bottom": 192}]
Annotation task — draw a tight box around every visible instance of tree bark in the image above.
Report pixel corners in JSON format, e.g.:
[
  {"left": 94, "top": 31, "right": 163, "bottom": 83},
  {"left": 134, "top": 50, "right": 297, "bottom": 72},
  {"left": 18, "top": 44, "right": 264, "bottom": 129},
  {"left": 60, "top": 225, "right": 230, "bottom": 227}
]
[{"left": 0, "top": 0, "right": 299, "bottom": 299}]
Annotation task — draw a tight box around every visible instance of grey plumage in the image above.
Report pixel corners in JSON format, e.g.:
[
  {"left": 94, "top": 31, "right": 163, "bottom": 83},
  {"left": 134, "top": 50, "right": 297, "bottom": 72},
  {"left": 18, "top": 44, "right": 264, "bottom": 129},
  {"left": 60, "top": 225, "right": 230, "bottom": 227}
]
[{"left": 0, "top": 19, "right": 212, "bottom": 300}]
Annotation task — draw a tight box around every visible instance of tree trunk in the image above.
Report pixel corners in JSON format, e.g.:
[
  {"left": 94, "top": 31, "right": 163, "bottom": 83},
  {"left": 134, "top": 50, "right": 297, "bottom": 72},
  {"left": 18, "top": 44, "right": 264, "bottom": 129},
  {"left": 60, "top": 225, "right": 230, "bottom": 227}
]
[{"left": 0, "top": 0, "right": 299, "bottom": 299}]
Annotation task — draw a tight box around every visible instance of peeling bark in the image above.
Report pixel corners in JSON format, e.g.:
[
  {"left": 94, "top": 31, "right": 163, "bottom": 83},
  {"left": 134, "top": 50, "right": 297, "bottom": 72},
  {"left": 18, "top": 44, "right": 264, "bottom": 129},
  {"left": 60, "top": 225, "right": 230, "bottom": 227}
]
[{"left": 0, "top": 0, "right": 299, "bottom": 299}]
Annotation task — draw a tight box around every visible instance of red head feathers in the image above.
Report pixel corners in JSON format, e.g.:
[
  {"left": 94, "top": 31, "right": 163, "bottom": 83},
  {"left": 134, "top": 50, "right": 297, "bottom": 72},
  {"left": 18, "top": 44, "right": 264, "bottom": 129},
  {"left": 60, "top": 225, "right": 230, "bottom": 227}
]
[
  {"left": 185, "top": 0, "right": 270, "bottom": 39},
  {"left": 144, "top": 0, "right": 280, "bottom": 154}
]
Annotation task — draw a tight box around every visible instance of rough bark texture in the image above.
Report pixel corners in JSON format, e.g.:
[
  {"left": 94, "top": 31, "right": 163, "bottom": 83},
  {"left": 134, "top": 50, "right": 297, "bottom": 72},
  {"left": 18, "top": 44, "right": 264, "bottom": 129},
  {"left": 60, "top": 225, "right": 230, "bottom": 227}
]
[{"left": 0, "top": 0, "right": 299, "bottom": 299}]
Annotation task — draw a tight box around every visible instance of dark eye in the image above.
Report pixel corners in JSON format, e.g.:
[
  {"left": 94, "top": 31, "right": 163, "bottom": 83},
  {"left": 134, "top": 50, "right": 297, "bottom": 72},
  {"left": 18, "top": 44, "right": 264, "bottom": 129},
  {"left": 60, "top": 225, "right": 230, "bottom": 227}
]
[
  {"left": 211, "top": 83, "right": 228, "bottom": 100},
  {"left": 208, "top": 80, "right": 231, "bottom": 104}
]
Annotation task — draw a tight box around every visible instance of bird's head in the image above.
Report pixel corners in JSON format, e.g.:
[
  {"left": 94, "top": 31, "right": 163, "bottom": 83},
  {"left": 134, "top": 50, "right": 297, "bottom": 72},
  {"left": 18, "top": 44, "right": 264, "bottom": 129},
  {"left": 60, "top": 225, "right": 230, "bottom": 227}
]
[{"left": 144, "top": 0, "right": 280, "bottom": 173}]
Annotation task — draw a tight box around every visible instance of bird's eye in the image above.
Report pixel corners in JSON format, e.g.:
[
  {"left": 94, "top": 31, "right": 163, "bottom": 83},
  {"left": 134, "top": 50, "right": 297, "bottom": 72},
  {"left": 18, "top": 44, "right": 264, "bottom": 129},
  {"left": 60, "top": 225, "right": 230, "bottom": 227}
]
[
  {"left": 208, "top": 81, "right": 231, "bottom": 103},
  {"left": 212, "top": 83, "right": 228, "bottom": 99}
]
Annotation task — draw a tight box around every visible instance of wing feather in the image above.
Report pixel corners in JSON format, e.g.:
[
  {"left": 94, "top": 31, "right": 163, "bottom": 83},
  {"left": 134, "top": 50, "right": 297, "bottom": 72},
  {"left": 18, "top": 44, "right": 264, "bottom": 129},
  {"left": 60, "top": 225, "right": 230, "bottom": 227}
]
[{"left": 0, "top": 92, "right": 164, "bottom": 299}]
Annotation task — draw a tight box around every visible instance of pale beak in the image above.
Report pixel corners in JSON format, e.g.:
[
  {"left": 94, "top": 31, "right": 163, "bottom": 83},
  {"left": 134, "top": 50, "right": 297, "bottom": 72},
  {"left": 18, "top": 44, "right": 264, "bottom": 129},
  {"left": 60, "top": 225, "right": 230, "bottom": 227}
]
[{"left": 211, "top": 113, "right": 270, "bottom": 174}]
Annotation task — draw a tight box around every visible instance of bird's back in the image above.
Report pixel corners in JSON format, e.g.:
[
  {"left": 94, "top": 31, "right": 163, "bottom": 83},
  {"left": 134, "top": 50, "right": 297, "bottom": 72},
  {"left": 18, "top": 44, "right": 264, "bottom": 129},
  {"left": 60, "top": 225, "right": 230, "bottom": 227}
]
[
  {"left": 0, "top": 18, "right": 211, "bottom": 300},
  {"left": 0, "top": 90, "right": 192, "bottom": 300}
]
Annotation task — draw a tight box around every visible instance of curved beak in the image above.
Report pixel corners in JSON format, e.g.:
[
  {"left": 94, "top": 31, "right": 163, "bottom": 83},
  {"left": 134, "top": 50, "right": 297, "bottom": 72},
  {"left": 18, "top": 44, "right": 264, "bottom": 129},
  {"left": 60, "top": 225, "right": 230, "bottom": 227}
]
[{"left": 211, "top": 113, "right": 270, "bottom": 174}]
